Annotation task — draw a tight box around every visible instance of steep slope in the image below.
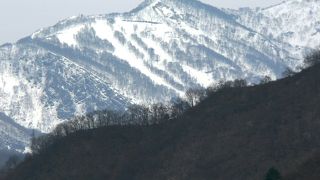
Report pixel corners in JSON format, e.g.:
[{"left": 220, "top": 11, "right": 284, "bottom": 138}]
[
  {"left": 0, "top": 43, "right": 130, "bottom": 132},
  {"left": 6, "top": 62, "right": 320, "bottom": 180},
  {"left": 0, "top": 0, "right": 318, "bottom": 149},
  {"left": 231, "top": 0, "right": 320, "bottom": 49},
  {"left": 0, "top": 112, "right": 44, "bottom": 174},
  {"left": 0, "top": 113, "right": 31, "bottom": 153},
  {"left": 31, "top": 0, "right": 302, "bottom": 90},
  {"left": 0, "top": 112, "right": 32, "bottom": 168},
  {"left": 283, "top": 152, "right": 320, "bottom": 180}
]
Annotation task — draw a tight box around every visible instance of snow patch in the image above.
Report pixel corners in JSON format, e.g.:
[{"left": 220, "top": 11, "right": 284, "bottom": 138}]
[
  {"left": 182, "top": 65, "right": 214, "bottom": 87},
  {"left": 56, "top": 25, "right": 84, "bottom": 46}
]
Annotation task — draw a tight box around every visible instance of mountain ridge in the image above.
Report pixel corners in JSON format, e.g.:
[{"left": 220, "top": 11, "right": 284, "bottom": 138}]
[
  {"left": 5, "top": 56, "right": 320, "bottom": 180},
  {"left": 0, "top": 0, "right": 319, "bottom": 152},
  {"left": 230, "top": 0, "right": 320, "bottom": 49}
]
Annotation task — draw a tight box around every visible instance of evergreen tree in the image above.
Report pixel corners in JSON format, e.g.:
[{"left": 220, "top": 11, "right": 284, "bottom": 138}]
[{"left": 265, "top": 167, "right": 282, "bottom": 180}]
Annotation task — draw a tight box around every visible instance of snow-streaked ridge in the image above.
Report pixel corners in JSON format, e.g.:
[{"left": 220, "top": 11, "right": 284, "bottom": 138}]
[{"left": 230, "top": 0, "right": 320, "bottom": 49}]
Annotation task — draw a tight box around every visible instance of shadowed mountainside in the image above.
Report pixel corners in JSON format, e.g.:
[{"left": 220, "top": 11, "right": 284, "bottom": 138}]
[
  {"left": 4, "top": 60, "right": 320, "bottom": 180},
  {"left": 283, "top": 152, "right": 320, "bottom": 180}
]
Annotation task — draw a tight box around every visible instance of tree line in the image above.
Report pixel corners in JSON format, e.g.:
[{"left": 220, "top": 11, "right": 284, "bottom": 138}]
[
  {"left": 29, "top": 78, "right": 254, "bottom": 155},
  {"left": 29, "top": 48, "right": 320, "bottom": 155}
]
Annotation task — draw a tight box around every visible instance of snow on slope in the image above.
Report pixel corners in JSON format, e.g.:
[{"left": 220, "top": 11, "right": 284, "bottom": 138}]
[
  {"left": 0, "top": 43, "right": 131, "bottom": 132},
  {"left": 56, "top": 25, "right": 84, "bottom": 46},
  {"left": 0, "top": 0, "right": 319, "bottom": 152},
  {"left": 230, "top": 0, "right": 320, "bottom": 49},
  {"left": 31, "top": 0, "right": 302, "bottom": 89},
  {"left": 0, "top": 112, "right": 31, "bottom": 153}
]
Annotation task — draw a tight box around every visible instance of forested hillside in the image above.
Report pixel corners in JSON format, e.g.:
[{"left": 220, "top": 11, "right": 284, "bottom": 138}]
[{"left": 3, "top": 51, "right": 320, "bottom": 180}]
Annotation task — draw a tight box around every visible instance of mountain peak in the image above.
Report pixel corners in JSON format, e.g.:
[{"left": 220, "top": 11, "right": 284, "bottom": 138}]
[
  {"left": 129, "top": 0, "right": 235, "bottom": 23},
  {"left": 0, "top": 0, "right": 317, "bottom": 156},
  {"left": 130, "top": 0, "right": 196, "bottom": 13},
  {"left": 263, "top": 0, "right": 319, "bottom": 9}
]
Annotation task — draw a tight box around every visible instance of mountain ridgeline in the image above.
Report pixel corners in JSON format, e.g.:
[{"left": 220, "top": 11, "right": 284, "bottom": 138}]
[
  {"left": 1, "top": 0, "right": 320, "bottom": 137},
  {"left": 3, "top": 51, "right": 320, "bottom": 180},
  {"left": 0, "top": 0, "right": 320, "bottom": 166}
]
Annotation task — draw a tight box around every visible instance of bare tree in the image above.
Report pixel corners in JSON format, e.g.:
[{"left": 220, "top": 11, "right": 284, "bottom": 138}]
[
  {"left": 185, "top": 88, "right": 207, "bottom": 107},
  {"left": 260, "top": 76, "right": 272, "bottom": 84},
  {"left": 233, "top": 79, "right": 247, "bottom": 88},
  {"left": 150, "top": 104, "right": 170, "bottom": 124},
  {"left": 282, "top": 67, "right": 296, "bottom": 78},
  {"left": 170, "top": 98, "right": 190, "bottom": 119},
  {"left": 304, "top": 50, "right": 320, "bottom": 67}
]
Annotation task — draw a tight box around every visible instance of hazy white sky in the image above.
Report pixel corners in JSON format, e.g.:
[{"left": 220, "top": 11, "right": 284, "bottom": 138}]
[{"left": 0, "top": 0, "right": 282, "bottom": 44}]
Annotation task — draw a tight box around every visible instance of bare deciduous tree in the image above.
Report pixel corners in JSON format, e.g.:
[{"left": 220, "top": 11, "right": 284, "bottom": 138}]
[{"left": 304, "top": 50, "right": 320, "bottom": 67}]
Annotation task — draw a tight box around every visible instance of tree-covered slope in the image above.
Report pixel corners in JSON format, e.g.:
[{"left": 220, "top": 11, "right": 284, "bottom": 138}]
[
  {"left": 1, "top": 0, "right": 316, "bottom": 135},
  {"left": 5, "top": 57, "right": 320, "bottom": 180}
]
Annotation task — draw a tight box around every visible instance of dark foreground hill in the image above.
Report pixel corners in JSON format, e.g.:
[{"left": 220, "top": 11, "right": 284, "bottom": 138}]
[
  {"left": 5, "top": 63, "right": 320, "bottom": 180},
  {"left": 283, "top": 152, "right": 320, "bottom": 180}
]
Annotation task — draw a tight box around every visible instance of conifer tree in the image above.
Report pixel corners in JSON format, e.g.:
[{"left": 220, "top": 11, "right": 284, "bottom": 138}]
[{"left": 265, "top": 167, "right": 282, "bottom": 180}]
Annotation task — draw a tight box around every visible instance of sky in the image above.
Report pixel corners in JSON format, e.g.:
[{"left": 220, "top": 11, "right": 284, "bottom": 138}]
[{"left": 0, "top": 0, "right": 282, "bottom": 44}]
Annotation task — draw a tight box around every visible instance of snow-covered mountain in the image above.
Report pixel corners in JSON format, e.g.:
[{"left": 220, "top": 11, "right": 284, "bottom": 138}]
[
  {"left": 0, "top": 112, "right": 31, "bottom": 153},
  {"left": 0, "top": 43, "right": 130, "bottom": 133},
  {"left": 0, "top": 0, "right": 319, "bottom": 151},
  {"left": 230, "top": 0, "right": 320, "bottom": 49}
]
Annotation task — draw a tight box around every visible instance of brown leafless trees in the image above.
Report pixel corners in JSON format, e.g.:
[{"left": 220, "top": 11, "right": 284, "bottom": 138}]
[
  {"left": 30, "top": 79, "right": 250, "bottom": 155},
  {"left": 304, "top": 50, "right": 320, "bottom": 68}
]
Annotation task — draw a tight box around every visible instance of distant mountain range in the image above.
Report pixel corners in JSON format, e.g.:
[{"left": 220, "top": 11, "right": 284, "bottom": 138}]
[{"left": 0, "top": 0, "right": 319, "bottom": 152}]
